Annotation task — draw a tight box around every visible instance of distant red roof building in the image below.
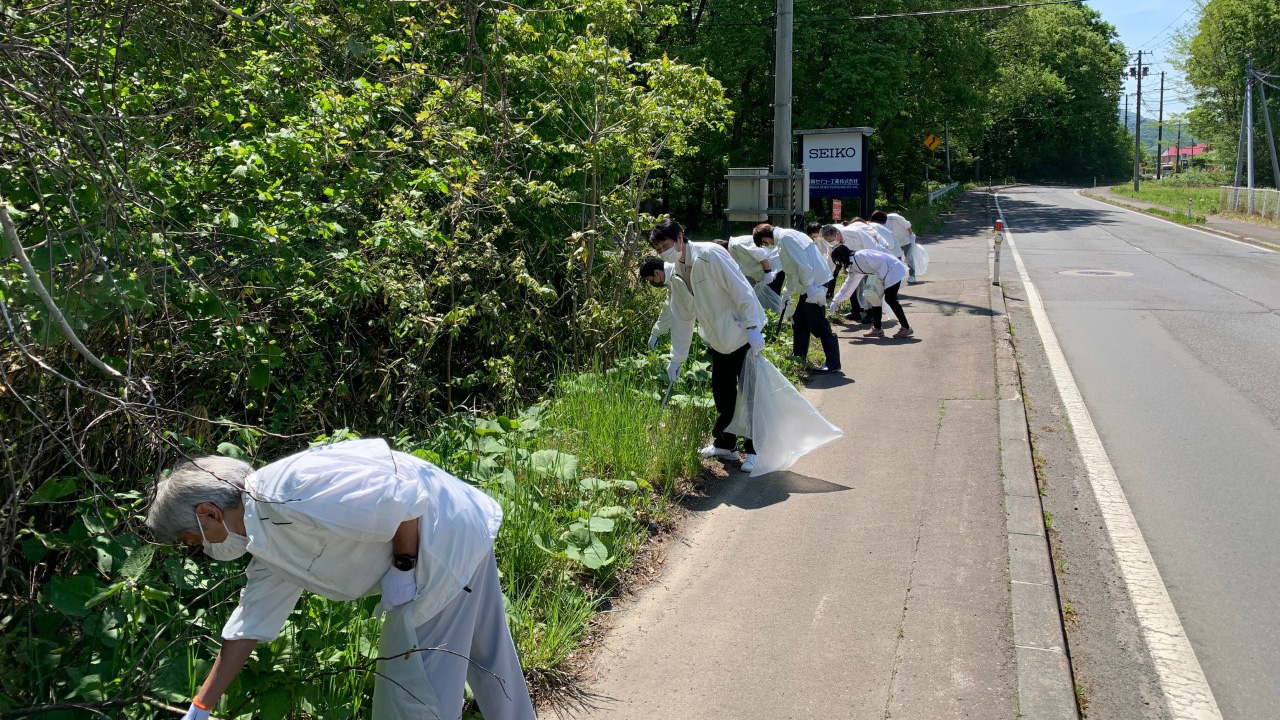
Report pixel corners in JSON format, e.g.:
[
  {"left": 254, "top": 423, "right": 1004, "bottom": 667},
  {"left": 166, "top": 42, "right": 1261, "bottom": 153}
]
[{"left": 1161, "top": 143, "right": 1209, "bottom": 160}]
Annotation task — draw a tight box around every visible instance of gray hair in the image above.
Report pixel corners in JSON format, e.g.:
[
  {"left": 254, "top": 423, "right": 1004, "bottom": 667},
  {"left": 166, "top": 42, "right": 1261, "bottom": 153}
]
[
  {"left": 820, "top": 224, "right": 843, "bottom": 241},
  {"left": 145, "top": 456, "right": 252, "bottom": 541}
]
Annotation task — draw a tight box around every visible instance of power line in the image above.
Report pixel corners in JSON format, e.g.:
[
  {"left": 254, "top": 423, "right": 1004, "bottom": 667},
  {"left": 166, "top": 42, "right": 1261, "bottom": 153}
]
[{"left": 661, "top": 0, "right": 1083, "bottom": 28}]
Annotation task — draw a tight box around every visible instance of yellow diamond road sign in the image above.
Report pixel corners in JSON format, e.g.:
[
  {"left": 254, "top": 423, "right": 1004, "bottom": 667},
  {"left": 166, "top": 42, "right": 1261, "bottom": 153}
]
[{"left": 923, "top": 134, "right": 942, "bottom": 151}]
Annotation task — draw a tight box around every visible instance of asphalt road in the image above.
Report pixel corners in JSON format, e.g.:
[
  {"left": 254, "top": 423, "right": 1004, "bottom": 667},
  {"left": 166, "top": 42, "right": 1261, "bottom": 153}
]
[{"left": 997, "top": 186, "right": 1280, "bottom": 720}]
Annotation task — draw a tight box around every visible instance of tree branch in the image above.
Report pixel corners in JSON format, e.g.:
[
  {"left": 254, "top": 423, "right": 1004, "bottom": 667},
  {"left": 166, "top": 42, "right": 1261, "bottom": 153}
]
[{"left": 0, "top": 202, "right": 126, "bottom": 383}]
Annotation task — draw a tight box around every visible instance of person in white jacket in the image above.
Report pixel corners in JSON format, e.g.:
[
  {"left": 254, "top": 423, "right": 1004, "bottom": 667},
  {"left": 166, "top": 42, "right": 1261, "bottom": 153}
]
[
  {"left": 727, "top": 234, "right": 783, "bottom": 295},
  {"left": 647, "top": 218, "right": 768, "bottom": 472},
  {"left": 642, "top": 258, "right": 676, "bottom": 349},
  {"left": 806, "top": 221, "right": 838, "bottom": 300},
  {"left": 871, "top": 210, "right": 918, "bottom": 283},
  {"left": 830, "top": 244, "right": 914, "bottom": 339},
  {"left": 145, "top": 439, "right": 534, "bottom": 720},
  {"left": 752, "top": 223, "right": 841, "bottom": 373}
]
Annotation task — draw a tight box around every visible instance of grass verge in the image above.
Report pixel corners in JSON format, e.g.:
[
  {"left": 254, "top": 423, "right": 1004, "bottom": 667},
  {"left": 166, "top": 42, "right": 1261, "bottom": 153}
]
[{"left": 1108, "top": 183, "right": 1218, "bottom": 216}]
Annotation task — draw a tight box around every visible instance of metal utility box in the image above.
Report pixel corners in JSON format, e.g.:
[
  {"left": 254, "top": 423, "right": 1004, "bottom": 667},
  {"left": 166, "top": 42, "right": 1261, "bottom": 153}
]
[{"left": 726, "top": 167, "right": 769, "bottom": 222}]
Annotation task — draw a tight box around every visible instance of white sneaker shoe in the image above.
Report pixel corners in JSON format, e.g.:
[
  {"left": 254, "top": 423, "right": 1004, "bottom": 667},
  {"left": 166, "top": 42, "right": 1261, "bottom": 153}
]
[
  {"left": 907, "top": 275, "right": 917, "bottom": 284},
  {"left": 741, "top": 454, "right": 758, "bottom": 473},
  {"left": 699, "top": 444, "right": 738, "bottom": 460}
]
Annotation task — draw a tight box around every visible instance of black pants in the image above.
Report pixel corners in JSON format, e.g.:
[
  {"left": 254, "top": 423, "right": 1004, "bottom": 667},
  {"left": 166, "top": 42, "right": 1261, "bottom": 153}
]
[
  {"left": 709, "top": 343, "right": 755, "bottom": 453},
  {"left": 869, "top": 281, "right": 910, "bottom": 330},
  {"left": 767, "top": 270, "right": 786, "bottom": 295},
  {"left": 794, "top": 295, "right": 841, "bottom": 369}
]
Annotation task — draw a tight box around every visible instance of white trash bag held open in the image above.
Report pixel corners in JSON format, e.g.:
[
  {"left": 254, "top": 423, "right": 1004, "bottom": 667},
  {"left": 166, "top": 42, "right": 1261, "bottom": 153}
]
[
  {"left": 755, "top": 280, "right": 785, "bottom": 313},
  {"left": 911, "top": 243, "right": 929, "bottom": 276},
  {"left": 725, "top": 354, "right": 843, "bottom": 477}
]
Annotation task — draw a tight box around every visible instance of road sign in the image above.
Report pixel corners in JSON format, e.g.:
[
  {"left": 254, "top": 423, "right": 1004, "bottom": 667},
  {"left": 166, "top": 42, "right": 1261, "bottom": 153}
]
[
  {"left": 832, "top": 199, "right": 842, "bottom": 221},
  {"left": 924, "top": 134, "right": 942, "bottom": 151}
]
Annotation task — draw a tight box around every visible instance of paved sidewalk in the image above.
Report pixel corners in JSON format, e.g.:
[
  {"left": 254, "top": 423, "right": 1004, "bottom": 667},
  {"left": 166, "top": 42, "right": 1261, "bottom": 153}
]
[
  {"left": 1080, "top": 186, "right": 1280, "bottom": 250},
  {"left": 547, "top": 196, "right": 1035, "bottom": 719}
]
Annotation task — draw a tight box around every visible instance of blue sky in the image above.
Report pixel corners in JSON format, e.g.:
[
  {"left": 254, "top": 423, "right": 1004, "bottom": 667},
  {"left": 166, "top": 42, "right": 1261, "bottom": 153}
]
[{"left": 1084, "top": 0, "right": 1202, "bottom": 116}]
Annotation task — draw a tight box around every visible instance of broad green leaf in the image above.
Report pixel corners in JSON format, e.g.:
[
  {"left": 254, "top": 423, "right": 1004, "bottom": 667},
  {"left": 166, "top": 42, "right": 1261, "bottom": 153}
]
[
  {"left": 217, "top": 442, "right": 248, "bottom": 460},
  {"left": 529, "top": 449, "right": 578, "bottom": 480},
  {"left": 118, "top": 545, "right": 155, "bottom": 580},
  {"left": 44, "top": 575, "right": 105, "bottom": 617},
  {"left": 30, "top": 477, "right": 77, "bottom": 503}
]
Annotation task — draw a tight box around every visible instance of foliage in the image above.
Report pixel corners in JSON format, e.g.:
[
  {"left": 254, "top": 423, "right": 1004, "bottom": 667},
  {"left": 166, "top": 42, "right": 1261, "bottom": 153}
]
[
  {"left": 1181, "top": 0, "right": 1280, "bottom": 177},
  {"left": 982, "top": 5, "right": 1132, "bottom": 182},
  {"left": 1, "top": 0, "right": 727, "bottom": 716},
  {"left": 3, "top": 351, "right": 715, "bottom": 718}
]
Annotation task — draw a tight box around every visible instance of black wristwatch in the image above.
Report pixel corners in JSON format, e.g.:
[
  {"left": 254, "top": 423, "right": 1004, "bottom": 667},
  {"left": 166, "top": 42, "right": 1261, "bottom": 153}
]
[{"left": 392, "top": 553, "right": 417, "bottom": 571}]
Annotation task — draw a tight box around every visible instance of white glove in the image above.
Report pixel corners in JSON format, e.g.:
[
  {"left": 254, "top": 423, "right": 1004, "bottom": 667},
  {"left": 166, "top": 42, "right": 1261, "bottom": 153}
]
[
  {"left": 827, "top": 301, "right": 838, "bottom": 314},
  {"left": 647, "top": 332, "right": 659, "bottom": 350},
  {"left": 762, "top": 270, "right": 778, "bottom": 285},
  {"left": 182, "top": 703, "right": 211, "bottom": 720},
  {"left": 781, "top": 301, "right": 796, "bottom": 323},
  {"left": 666, "top": 359, "right": 681, "bottom": 383},
  {"left": 747, "top": 328, "right": 765, "bottom": 355},
  {"left": 380, "top": 566, "right": 417, "bottom": 607},
  {"left": 806, "top": 285, "right": 826, "bottom": 304}
]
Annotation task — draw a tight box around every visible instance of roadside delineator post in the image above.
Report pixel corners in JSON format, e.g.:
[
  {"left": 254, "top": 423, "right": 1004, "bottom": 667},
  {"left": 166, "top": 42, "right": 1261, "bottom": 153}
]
[{"left": 993, "top": 219, "right": 1004, "bottom": 286}]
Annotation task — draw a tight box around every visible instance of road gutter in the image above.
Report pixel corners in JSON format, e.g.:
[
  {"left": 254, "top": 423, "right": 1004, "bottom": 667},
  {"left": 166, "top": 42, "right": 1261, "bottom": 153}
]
[
  {"left": 993, "top": 192, "right": 1224, "bottom": 720},
  {"left": 988, "top": 206, "right": 1080, "bottom": 720}
]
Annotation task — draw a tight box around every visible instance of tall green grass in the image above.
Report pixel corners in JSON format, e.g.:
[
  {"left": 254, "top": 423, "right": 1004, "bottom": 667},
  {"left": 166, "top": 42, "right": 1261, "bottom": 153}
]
[{"left": 1109, "top": 183, "right": 1219, "bottom": 216}]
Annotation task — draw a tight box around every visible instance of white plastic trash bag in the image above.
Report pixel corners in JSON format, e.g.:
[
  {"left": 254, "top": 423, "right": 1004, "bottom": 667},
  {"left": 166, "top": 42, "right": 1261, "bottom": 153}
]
[
  {"left": 911, "top": 243, "right": 929, "bottom": 276},
  {"left": 862, "top": 274, "right": 886, "bottom": 306},
  {"left": 755, "top": 280, "right": 785, "bottom": 313},
  {"left": 373, "top": 603, "right": 443, "bottom": 720},
  {"left": 725, "top": 354, "right": 844, "bottom": 477}
]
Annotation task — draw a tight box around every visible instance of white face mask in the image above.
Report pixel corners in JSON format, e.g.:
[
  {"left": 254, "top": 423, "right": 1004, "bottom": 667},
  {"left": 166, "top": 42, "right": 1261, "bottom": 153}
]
[
  {"left": 196, "top": 511, "right": 249, "bottom": 561},
  {"left": 659, "top": 246, "right": 681, "bottom": 263}
]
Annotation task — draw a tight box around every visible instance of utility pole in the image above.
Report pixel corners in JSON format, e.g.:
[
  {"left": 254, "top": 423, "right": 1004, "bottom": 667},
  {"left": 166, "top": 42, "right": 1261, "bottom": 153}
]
[
  {"left": 771, "top": 0, "right": 794, "bottom": 228},
  {"left": 1258, "top": 75, "right": 1280, "bottom": 190},
  {"left": 1247, "top": 59, "right": 1255, "bottom": 212},
  {"left": 1133, "top": 50, "right": 1144, "bottom": 192},
  {"left": 1175, "top": 124, "right": 1182, "bottom": 174},
  {"left": 1156, "top": 72, "right": 1165, "bottom": 179},
  {"left": 945, "top": 121, "right": 952, "bottom": 180}
]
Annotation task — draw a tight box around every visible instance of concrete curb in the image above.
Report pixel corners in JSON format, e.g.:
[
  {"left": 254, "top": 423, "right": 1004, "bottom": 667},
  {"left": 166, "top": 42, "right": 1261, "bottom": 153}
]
[
  {"left": 1078, "top": 189, "right": 1280, "bottom": 253},
  {"left": 989, "top": 227, "right": 1080, "bottom": 720}
]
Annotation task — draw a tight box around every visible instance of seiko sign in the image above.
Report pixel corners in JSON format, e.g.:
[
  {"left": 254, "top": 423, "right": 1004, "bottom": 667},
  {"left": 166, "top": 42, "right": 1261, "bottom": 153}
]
[
  {"left": 808, "top": 147, "right": 858, "bottom": 160},
  {"left": 799, "top": 129, "right": 867, "bottom": 199}
]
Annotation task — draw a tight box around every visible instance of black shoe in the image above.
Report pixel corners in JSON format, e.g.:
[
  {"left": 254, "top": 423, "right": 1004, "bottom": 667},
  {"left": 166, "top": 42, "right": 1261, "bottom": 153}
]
[{"left": 811, "top": 365, "right": 840, "bottom": 374}]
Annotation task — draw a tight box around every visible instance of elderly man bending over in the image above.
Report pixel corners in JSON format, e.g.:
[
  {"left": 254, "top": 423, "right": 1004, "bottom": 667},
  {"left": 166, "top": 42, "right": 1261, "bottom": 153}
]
[{"left": 145, "top": 438, "right": 535, "bottom": 720}]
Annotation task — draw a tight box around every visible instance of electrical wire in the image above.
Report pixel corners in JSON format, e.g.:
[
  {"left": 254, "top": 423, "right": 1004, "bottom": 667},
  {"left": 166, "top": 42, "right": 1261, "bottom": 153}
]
[{"left": 648, "top": 0, "right": 1084, "bottom": 28}]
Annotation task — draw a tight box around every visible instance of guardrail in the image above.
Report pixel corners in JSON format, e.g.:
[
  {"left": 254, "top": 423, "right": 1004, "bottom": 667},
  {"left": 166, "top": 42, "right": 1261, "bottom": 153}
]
[
  {"left": 1220, "top": 185, "right": 1280, "bottom": 220},
  {"left": 928, "top": 181, "right": 960, "bottom": 204}
]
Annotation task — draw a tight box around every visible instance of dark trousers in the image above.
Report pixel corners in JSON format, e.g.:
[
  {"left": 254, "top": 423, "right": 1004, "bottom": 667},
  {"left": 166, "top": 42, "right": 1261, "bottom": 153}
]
[
  {"left": 709, "top": 343, "right": 755, "bottom": 453},
  {"left": 869, "top": 281, "right": 910, "bottom": 330},
  {"left": 767, "top": 270, "right": 786, "bottom": 295},
  {"left": 794, "top": 295, "right": 841, "bottom": 369}
]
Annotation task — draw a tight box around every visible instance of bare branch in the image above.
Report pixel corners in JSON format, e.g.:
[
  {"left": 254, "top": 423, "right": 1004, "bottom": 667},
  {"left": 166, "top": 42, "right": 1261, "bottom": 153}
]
[{"left": 0, "top": 202, "right": 126, "bottom": 383}]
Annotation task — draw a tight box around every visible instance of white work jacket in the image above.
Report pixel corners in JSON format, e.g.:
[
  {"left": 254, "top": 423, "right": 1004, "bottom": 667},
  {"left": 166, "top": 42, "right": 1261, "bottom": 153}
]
[
  {"left": 832, "top": 249, "right": 909, "bottom": 306},
  {"left": 838, "top": 223, "right": 892, "bottom": 253},
  {"left": 870, "top": 223, "right": 903, "bottom": 257},
  {"left": 727, "top": 235, "right": 774, "bottom": 282},
  {"left": 221, "top": 439, "right": 502, "bottom": 642},
  {"left": 885, "top": 213, "right": 915, "bottom": 247},
  {"left": 813, "top": 235, "right": 837, "bottom": 274},
  {"left": 774, "top": 228, "right": 833, "bottom": 298},
  {"left": 650, "top": 262, "right": 675, "bottom": 339},
  {"left": 668, "top": 241, "right": 767, "bottom": 361}
]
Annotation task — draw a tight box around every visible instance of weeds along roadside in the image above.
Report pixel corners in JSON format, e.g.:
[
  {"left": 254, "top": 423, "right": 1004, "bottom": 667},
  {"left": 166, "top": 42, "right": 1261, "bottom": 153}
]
[{"left": 9, "top": 338, "right": 796, "bottom": 718}]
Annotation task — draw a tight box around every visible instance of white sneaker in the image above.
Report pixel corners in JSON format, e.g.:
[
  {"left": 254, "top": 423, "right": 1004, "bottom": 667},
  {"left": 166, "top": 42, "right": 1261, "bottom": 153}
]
[
  {"left": 907, "top": 275, "right": 917, "bottom": 284},
  {"left": 699, "top": 444, "right": 737, "bottom": 460},
  {"left": 741, "top": 454, "right": 758, "bottom": 473}
]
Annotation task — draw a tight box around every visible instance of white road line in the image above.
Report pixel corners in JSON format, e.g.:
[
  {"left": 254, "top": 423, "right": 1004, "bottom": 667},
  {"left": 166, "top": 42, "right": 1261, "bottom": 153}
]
[
  {"left": 995, "top": 191, "right": 1223, "bottom": 720},
  {"left": 1073, "top": 188, "right": 1277, "bottom": 254}
]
